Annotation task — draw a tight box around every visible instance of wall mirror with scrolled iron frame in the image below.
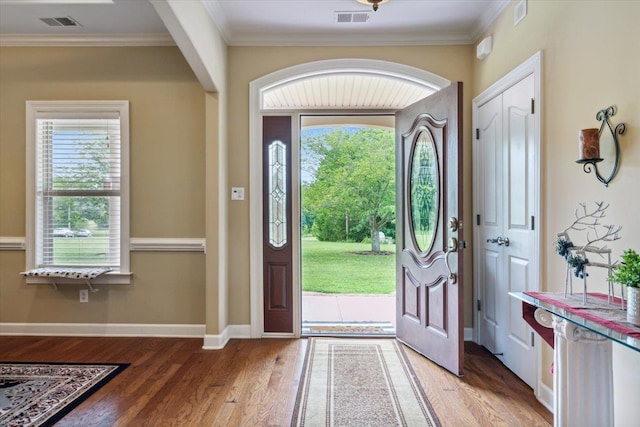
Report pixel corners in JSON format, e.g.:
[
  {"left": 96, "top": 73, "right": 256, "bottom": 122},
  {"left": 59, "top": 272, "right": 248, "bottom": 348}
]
[{"left": 576, "top": 106, "right": 626, "bottom": 187}]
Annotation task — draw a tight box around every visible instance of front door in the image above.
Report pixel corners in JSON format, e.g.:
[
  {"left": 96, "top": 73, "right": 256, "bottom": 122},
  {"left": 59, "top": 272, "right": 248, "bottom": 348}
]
[{"left": 395, "top": 82, "right": 464, "bottom": 376}]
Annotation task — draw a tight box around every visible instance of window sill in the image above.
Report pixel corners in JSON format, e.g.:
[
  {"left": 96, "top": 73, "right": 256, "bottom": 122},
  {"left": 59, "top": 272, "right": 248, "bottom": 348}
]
[{"left": 25, "top": 271, "right": 132, "bottom": 285}]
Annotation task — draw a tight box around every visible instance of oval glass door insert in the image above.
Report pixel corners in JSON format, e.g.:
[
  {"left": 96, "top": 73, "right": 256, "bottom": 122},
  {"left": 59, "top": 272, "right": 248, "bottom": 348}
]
[{"left": 410, "top": 130, "right": 439, "bottom": 252}]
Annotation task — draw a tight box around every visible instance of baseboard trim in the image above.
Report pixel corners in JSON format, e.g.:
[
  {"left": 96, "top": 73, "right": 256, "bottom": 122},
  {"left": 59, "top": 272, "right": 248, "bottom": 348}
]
[
  {"left": 203, "top": 331, "right": 229, "bottom": 350},
  {"left": 0, "top": 322, "right": 205, "bottom": 338},
  {"left": 464, "top": 327, "right": 474, "bottom": 341},
  {"left": 2, "top": 323, "right": 468, "bottom": 349},
  {"left": 202, "top": 324, "right": 251, "bottom": 350},
  {"left": 537, "top": 381, "right": 554, "bottom": 413}
]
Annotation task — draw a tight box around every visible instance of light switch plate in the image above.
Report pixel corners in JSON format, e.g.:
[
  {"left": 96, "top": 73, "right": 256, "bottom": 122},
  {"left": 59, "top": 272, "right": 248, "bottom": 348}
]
[{"left": 231, "top": 187, "right": 245, "bottom": 201}]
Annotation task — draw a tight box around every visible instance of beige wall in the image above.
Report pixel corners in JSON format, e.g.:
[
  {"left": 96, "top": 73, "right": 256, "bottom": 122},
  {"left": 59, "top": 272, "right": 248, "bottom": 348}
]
[
  {"left": 226, "top": 45, "right": 475, "bottom": 326},
  {"left": 0, "top": 46, "right": 207, "bottom": 325},
  {"left": 474, "top": 0, "right": 640, "bottom": 416},
  {"left": 1, "top": 2, "right": 638, "bottom": 412},
  {"left": 474, "top": 2, "right": 640, "bottom": 275}
]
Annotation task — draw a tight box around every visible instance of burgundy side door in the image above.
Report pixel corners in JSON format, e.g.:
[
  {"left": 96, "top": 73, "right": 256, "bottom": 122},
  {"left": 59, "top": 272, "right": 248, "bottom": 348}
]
[{"left": 263, "top": 116, "right": 293, "bottom": 333}]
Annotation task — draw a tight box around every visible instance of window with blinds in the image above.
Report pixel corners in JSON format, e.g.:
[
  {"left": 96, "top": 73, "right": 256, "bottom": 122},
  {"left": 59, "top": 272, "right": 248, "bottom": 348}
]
[{"left": 26, "top": 101, "right": 129, "bottom": 270}]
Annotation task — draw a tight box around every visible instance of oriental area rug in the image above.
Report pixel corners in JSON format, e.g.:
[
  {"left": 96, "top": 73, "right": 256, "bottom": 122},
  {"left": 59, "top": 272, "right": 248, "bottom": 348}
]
[
  {"left": 292, "top": 338, "right": 441, "bottom": 427},
  {"left": 0, "top": 362, "right": 128, "bottom": 427}
]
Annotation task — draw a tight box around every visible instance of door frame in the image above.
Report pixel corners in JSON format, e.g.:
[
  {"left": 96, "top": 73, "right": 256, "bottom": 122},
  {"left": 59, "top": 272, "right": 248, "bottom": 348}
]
[
  {"left": 249, "top": 59, "right": 450, "bottom": 338},
  {"left": 472, "top": 51, "right": 543, "bottom": 393}
]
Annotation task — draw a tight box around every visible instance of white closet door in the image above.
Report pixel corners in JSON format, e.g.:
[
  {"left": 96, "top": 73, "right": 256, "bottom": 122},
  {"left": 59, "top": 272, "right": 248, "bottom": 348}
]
[
  {"left": 477, "top": 94, "right": 505, "bottom": 357},
  {"left": 477, "top": 74, "right": 536, "bottom": 388}
]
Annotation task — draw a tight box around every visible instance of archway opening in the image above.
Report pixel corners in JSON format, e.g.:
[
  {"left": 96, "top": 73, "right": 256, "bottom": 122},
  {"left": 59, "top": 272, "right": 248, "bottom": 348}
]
[{"left": 249, "top": 59, "right": 450, "bottom": 338}]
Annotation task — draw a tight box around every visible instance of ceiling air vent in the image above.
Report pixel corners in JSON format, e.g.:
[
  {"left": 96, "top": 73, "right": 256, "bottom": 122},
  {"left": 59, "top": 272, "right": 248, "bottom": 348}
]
[
  {"left": 40, "top": 17, "right": 81, "bottom": 27},
  {"left": 334, "top": 11, "right": 371, "bottom": 24}
]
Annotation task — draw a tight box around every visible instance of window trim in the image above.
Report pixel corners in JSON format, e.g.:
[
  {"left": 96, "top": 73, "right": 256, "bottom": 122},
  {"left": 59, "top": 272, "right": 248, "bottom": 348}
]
[{"left": 26, "top": 101, "right": 131, "bottom": 283}]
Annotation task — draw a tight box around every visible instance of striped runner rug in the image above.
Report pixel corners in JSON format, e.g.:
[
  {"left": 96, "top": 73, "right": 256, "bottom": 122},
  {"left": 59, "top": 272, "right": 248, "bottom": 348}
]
[{"left": 292, "top": 338, "right": 441, "bottom": 427}]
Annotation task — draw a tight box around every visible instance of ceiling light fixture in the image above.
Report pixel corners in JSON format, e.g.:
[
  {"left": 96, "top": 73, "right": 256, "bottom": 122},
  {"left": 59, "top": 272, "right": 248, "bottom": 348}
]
[{"left": 357, "top": 0, "right": 389, "bottom": 12}]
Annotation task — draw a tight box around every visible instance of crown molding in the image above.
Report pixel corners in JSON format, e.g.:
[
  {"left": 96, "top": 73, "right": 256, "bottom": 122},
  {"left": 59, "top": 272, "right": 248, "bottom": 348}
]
[
  {"left": 227, "top": 32, "right": 476, "bottom": 47},
  {"left": 0, "top": 33, "right": 175, "bottom": 47},
  {"left": 469, "top": 0, "right": 510, "bottom": 42},
  {"left": 201, "top": 0, "right": 231, "bottom": 45},
  {"left": 0, "top": 0, "right": 114, "bottom": 3}
]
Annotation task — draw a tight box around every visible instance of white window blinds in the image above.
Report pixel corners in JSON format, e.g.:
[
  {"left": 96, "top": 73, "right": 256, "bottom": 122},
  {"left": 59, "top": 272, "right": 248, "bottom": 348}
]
[{"left": 35, "top": 114, "right": 122, "bottom": 267}]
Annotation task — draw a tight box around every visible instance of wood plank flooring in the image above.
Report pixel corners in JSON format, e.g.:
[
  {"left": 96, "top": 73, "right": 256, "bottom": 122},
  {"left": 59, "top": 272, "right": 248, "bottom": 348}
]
[{"left": 0, "top": 336, "right": 552, "bottom": 426}]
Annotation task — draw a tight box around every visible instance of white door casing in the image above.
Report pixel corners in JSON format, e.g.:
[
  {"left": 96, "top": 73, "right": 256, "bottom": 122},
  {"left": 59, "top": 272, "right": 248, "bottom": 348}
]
[
  {"left": 473, "top": 52, "right": 542, "bottom": 392},
  {"left": 249, "top": 59, "right": 450, "bottom": 338}
]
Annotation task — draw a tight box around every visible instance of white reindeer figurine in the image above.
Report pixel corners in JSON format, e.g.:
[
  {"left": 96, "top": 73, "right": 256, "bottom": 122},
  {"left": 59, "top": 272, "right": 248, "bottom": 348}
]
[{"left": 555, "top": 202, "right": 623, "bottom": 306}]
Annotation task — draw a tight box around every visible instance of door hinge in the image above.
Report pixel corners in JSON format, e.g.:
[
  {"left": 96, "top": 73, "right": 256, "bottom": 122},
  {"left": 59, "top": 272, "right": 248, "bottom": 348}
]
[
  {"left": 476, "top": 128, "right": 480, "bottom": 140},
  {"left": 476, "top": 214, "right": 481, "bottom": 226},
  {"left": 531, "top": 98, "right": 535, "bottom": 114},
  {"left": 531, "top": 215, "right": 535, "bottom": 230},
  {"left": 477, "top": 299, "right": 482, "bottom": 311}
]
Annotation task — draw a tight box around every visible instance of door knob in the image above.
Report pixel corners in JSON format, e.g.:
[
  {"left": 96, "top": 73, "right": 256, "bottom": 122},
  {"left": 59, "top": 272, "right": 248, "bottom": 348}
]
[
  {"left": 487, "top": 237, "right": 510, "bottom": 247},
  {"left": 497, "top": 237, "right": 510, "bottom": 247}
]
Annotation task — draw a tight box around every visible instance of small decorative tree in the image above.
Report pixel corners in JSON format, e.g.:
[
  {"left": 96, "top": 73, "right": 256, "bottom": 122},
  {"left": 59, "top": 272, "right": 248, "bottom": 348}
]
[
  {"left": 609, "top": 249, "right": 640, "bottom": 325},
  {"left": 609, "top": 249, "right": 640, "bottom": 287}
]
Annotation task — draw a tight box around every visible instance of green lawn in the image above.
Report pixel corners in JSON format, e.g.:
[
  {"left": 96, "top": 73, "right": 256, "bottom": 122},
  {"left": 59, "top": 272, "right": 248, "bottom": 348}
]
[
  {"left": 301, "top": 236, "right": 396, "bottom": 294},
  {"left": 53, "top": 233, "right": 109, "bottom": 265}
]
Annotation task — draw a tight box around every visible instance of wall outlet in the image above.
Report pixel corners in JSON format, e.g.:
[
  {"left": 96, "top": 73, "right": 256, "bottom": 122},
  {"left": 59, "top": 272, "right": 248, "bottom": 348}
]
[{"left": 79, "top": 289, "right": 89, "bottom": 303}]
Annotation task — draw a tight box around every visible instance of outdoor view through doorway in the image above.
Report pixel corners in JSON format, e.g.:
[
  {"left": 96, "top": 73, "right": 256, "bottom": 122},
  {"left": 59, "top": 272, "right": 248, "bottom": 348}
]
[{"left": 300, "top": 115, "right": 396, "bottom": 336}]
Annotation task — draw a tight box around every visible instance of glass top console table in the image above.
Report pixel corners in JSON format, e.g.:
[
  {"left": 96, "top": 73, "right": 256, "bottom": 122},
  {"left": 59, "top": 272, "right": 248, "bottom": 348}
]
[
  {"left": 511, "top": 291, "right": 639, "bottom": 427},
  {"left": 510, "top": 291, "right": 640, "bottom": 353}
]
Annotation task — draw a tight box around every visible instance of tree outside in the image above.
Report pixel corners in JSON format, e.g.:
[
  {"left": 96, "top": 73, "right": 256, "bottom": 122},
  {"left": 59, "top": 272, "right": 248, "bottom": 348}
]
[
  {"left": 52, "top": 131, "right": 112, "bottom": 230},
  {"left": 302, "top": 127, "right": 395, "bottom": 253},
  {"left": 44, "top": 125, "right": 117, "bottom": 265}
]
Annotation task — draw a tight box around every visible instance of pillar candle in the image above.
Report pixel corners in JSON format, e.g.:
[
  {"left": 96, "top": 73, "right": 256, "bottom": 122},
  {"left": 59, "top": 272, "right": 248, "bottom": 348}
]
[{"left": 579, "top": 128, "right": 600, "bottom": 160}]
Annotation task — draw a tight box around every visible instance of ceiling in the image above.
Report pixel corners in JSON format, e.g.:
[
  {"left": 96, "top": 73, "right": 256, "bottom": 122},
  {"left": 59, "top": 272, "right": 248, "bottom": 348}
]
[
  {"left": 0, "top": 0, "right": 509, "bottom": 46},
  {"left": 0, "top": 0, "right": 506, "bottom": 109},
  {"left": 263, "top": 72, "right": 435, "bottom": 110}
]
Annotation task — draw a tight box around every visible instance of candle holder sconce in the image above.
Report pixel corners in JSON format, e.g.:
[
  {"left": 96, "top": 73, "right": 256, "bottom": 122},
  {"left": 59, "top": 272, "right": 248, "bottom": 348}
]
[{"left": 576, "top": 106, "right": 626, "bottom": 187}]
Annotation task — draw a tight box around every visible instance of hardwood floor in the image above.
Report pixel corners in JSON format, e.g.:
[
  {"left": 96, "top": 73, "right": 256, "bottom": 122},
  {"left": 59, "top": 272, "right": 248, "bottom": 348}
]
[{"left": 0, "top": 336, "right": 552, "bottom": 426}]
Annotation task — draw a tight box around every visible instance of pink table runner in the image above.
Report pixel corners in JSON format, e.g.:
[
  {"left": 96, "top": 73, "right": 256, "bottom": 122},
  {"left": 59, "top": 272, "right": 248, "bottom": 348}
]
[{"left": 524, "top": 291, "right": 640, "bottom": 340}]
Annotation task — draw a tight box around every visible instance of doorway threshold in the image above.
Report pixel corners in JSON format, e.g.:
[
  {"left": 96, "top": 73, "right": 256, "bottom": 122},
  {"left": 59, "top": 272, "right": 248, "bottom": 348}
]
[{"left": 302, "top": 321, "right": 395, "bottom": 337}]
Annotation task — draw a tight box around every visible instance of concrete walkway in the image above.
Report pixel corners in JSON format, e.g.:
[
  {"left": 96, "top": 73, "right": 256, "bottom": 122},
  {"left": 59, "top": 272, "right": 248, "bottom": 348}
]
[{"left": 301, "top": 292, "right": 396, "bottom": 327}]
